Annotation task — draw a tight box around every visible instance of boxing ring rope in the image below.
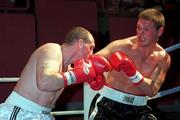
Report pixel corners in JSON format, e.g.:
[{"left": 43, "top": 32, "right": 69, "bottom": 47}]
[
  {"left": 164, "top": 42, "right": 180, "bottom": 53},
  {"left": 0, "top": 77, "right": 19, "bottom": 82},
  {"left": 148, "top": 86, "right": 180, "bottom": 100},
  {"left": 0, "top": 43, "right": 180, "bottom": 116},
  {"left": 51, "top": 110, "right": 84, "bottom": 116}
]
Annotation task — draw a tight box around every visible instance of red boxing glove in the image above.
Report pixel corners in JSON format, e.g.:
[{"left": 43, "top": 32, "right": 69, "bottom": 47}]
[
  {"left": 89, "top": 55, "right": 111, "bottom": 74},
  {"left": 88, "top": 75, "right": 105, "bottom": 91},
  {"left": 62, "top": 59, "right": 96, "bottom": 87},
  {"left": 110, "top": 51, "right": 144, "bottom": 85},
  {"left": 88, "top": 55, "right": 111, "bottom": 90}
]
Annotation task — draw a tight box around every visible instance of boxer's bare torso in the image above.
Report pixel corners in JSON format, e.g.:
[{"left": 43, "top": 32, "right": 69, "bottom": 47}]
[
  {"left": 97, "top": 36, "right": 171, "bottom": 96},
  {"left": 14, "top": 43, "right": 65, "bottom": 108}
]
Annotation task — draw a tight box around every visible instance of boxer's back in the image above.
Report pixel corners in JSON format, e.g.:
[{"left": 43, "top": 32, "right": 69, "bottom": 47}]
[{"left": 14, "top": 43, "right": 63, "bottom": 108}]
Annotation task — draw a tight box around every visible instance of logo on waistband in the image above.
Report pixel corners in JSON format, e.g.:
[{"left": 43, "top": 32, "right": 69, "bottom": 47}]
[{"left": 123, "top": 95, "right": 135, "bottom": 104}]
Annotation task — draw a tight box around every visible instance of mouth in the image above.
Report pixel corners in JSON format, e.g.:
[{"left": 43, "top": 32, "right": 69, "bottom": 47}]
[
  {"left": 84, "top": 57, "right": 90, "bottom": 63},
  {"left": 139, "top": 37, "right": 145, "bottom": 42},
  {"left": 141, "top": 38, "right": 145, "bottom": 41}
]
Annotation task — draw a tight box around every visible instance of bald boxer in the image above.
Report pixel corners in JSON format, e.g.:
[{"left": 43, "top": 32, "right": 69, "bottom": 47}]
[
  {"left": 0, "top": 27, "right": 110, "bottom": 120},
  {"left": 89, "top": 8, "right": 171, "bottom": 120}
]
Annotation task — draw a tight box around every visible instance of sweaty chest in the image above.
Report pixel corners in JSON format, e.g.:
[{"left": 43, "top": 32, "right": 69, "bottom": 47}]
[{"left": 133, "top": 56, "right": 157, "bottom": 77}]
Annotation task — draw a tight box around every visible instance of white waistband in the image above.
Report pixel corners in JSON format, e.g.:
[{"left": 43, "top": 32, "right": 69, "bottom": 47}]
[
  {"left": 98, "top": 86, "right": 148, "bottom": 106},
  {"left": 5, "top": 91, "right": 52, "bottom": 114}
]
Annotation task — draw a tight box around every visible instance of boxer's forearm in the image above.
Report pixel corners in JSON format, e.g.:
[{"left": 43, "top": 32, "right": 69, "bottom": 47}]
[{"left": 37, "top": 72, "right": 65, "bottom": 92}]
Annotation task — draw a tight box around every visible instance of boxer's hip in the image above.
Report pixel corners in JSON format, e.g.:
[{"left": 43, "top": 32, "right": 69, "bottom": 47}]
[{"left": 5, "top": 91, "right": 52, "bottom": 114}]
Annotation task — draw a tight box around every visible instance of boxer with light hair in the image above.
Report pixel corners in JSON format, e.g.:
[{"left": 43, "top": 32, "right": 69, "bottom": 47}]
[{"left": 88, "top": 8, "right": 171, "bottom": 120}]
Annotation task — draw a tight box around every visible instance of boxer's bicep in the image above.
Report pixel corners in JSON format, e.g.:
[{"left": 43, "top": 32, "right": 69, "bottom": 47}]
[
  {"left": 37, "top": 47, "right": 61, "bottom": 76},
  {"left": 40, "top": 61, "right": 60, "bottom": 73},
  {"left": 151, "top": 65, "right": 163, "bottom": 91},
  {"left": 150, "top": 55, "right": 171, "bottom": 93},
  {"left": 36, "top": 49, "right": 61, "bottom": 79},
  {"left": 36, "top": 60, "right": 64, "bottom": 91}
]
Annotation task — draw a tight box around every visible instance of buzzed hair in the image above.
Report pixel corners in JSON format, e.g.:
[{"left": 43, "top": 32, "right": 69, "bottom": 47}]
[
  {"left": 63, "top": 27, "right": 93, "bottom": 45},
  {"left": 138, "top": 8, "right": 165, "bottom": 30}
]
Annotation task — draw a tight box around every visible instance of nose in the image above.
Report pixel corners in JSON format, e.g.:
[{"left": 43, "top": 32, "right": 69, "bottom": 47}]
[
  {"left": 89, "top": 49, "right": 93, "bottom": 55},
  {"left": 139, "top": 28, "right": 144, "bottom": 34},
  {"left": 138, "top": 29, "right": 145, "bottom": 36},
  {"left": 90, "top": 51, "right": 93, "bottom": 55}
]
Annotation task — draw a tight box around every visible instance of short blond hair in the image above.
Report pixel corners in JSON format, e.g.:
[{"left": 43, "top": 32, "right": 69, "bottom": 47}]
[
  {"left": 139, "top": 8, "right": 165, "bottom": 29},
  {"left": 63, "top": 27, "right": 93, "bottom": 45}
]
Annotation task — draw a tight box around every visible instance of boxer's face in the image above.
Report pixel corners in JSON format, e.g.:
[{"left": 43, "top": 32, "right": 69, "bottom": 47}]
[
  {"left": 75, "top": 38, "right": 95, "bottom": 61},
  {"left": 81, "top": 40, "right": 95, "bottom": 60},
  {"left": 136, "top": 18, "right": 159, "bottom": 47}
]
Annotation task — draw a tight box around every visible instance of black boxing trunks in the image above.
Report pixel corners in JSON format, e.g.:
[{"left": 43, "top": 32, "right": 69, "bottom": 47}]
[{"left": 88, "top": 85, "right": 157, "bottom": 120}]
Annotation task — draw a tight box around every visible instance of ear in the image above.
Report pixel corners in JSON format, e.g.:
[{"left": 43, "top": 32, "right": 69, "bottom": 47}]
[
  {"left": 78, "top": 39, "right": 84, "bottom": 48},
  {"left": 157, "top": 27, "right": 164, "bottom": 37}
]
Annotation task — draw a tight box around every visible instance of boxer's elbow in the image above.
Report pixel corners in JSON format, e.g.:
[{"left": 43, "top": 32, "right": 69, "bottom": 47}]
[
  {"left": 141, "top": 78, "right": 161, "bottom": 97},
  {"left": 147, "top": 87, "right": 159, "bottom": 97},
  {"left": 37, "top": 72, "right": 63, "bottom": 91},
  {"left": 36, "top": 71, "right": 52, "bottom": 91},
  {"left": 147, "top": 91, "right": 157, "bottom": 97},
  {"left": 37, "top": 76, "right": 49, "bottom": 91},
  {"left": 140, "top": 86, "right": 158, "bottom": 97}
]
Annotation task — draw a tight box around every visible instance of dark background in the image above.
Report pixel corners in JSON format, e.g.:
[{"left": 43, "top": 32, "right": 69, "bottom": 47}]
[{"left": 0, "top": 0, "right": 179, "bottom": 120}]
